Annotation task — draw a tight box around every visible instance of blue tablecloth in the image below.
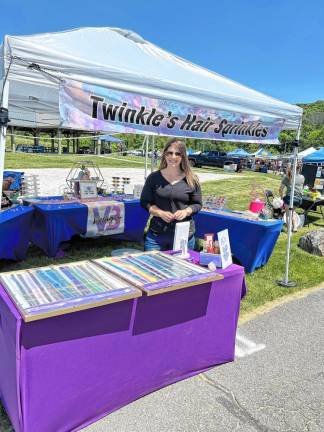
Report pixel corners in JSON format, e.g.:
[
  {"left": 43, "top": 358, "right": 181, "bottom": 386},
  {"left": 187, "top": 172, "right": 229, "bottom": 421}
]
[
  {"left": 0, "top": 206, "right": 34, "bottom": 260},
  {"left": 29, "top": 198, "right": 149, "bottom": 257},
  {"left": 194, "top": 210, "right": 283, "bottom": 272}
]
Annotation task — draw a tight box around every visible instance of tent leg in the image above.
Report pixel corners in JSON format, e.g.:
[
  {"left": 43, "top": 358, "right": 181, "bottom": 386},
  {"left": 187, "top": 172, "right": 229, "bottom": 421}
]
[
  {"left": 144, "top": 136, "right": 149, "bottom": 180},
  {"left": 151, "top": 135, "right": 155, "bottom": 172},
  {"left": 0, "top": 78, "right": 9, "bottom": 210},
  {"left": 277, "top": 118, "right": 303, "bottom": 288}
]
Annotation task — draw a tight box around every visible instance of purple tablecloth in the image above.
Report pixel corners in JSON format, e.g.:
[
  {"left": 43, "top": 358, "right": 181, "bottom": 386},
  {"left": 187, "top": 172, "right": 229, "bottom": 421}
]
[{"left": 0, "top": 263, "right": 246, "bottom": 432}]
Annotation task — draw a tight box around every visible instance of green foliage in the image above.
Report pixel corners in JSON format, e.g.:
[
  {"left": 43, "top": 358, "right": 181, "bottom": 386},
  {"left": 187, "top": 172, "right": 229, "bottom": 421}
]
[
  {"left": 201, "top": 172, "right": 324, "bottom": 314},
  {"left": 5, "top": 100, "right": 324, "bottom": 157},
  {"left": 280, "top": 100, "right": 324, "bottom": 151}
]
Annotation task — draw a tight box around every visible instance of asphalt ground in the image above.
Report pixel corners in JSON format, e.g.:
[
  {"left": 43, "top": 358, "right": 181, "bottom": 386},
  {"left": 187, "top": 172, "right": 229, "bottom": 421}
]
[
  {"left": 83, "top": 287, "right": 324, "bottom": 432},
  {"left": 20, "top": 167, "right": 236, "bottom": 196}
]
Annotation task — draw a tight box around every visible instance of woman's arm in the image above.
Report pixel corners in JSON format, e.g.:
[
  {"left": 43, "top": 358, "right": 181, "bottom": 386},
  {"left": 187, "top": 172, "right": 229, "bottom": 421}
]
[
  {"left": 279, "top": 176, "right": 288, "bottom": 198},
  {"left": 187, "top": 183, "right": 202, "bottom": 214},
  {"left": 173, "top": 206, "right": 193, "bottom": 221},
  {"left": 174, "top": 183, "right": 202, "bottom": 221},
  {"left": 140, "top": 174, "right": 155, "bottom": 211},
  {"left": 279, "top": 184, "right": 285, "bottom": 198},
  {"left": 140, "top": 174, "right": 174, "bottom": 223}
]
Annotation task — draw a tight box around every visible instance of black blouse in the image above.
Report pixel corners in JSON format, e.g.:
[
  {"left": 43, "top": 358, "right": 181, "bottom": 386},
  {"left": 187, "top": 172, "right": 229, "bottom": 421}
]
[{"left": 140, "top": 170, "right": 202, "bottom": 236}]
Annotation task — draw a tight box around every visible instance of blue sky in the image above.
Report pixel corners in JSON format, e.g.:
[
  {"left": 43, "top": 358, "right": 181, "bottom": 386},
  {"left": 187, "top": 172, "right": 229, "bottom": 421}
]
[{"left": 1, "top": 0, "right": 324, "bottom": 104}]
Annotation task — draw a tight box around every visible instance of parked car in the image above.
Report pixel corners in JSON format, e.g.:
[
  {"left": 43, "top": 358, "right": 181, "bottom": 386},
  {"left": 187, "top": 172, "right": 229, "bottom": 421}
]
[
  {"left": 16, "top": 144, "right": 45, "bottom": 153},
  {"left": 188, "top": 151, "right": 244, "bottom": 168},
  {"left": 129, "top": 150, "right": 144, "bottom": 156}
]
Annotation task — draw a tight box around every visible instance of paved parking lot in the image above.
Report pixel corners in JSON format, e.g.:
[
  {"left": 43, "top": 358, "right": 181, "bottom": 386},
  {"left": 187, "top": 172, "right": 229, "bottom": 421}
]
[{"left": 21, "top": 167, "right": 236, "bottom": 196}]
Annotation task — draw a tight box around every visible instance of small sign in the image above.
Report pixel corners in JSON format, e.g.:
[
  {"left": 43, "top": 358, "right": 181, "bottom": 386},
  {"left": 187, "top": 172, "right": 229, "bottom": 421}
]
[
  {"left": 218, "top": 229, "right": 232, "bottom": 269},
  {"left": 124, "top": 183, "right": 134, "bottom": 195},
  {"left": 173, "top": 221, "right": 190, "bottom": 257},
  {"left": 79, "top": 181, "right": 98, "bottom": 199}
]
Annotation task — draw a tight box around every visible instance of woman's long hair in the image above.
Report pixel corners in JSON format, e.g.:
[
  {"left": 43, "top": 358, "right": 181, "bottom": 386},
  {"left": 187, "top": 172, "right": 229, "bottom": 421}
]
[
  {"left": 286, "top": 162, "right": 302, "bottom": 182},
  {"left": 159, "top": 138, "right": 200, "bottom": 189}
]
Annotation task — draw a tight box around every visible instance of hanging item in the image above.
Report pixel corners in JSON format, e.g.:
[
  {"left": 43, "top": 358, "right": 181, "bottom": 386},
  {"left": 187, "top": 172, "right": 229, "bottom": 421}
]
[{"left": 66, "top": 161, "right": 105, "bottom": 197}]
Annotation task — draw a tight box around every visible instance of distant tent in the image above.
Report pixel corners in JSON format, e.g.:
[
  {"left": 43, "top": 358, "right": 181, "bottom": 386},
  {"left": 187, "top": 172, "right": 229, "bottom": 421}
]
[
  {"left": 297, "top": 147, "right": 316, "bottom": 159},
  {"left": 303, "top": 147, "right": 324, "bottom": 163},
  {"left": 250, "top": 148, "right": 272, "bottom": 157},
  {"left": 227, "top": 148, "right": 250, "bottom": 157}
]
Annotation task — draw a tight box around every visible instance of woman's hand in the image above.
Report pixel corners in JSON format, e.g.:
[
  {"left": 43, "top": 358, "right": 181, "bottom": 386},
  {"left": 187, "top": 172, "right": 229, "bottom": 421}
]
[
  {"left": 174, "top": 208, "right": 192, "bottom": 221},
  {"left": 158, "top": 210, "right": 175, "bottom": 223},
  {"left": 149, "top": 205, "right": 173, "bottom": 223}
]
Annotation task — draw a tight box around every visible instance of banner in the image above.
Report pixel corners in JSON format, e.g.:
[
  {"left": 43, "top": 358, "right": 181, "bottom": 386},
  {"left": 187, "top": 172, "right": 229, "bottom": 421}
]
[
  {"left": 59, "top": 80, "right": 285, "bottom": 143},
  {"left": 84, "top": 201, "right": 125, "bottom": 238}
]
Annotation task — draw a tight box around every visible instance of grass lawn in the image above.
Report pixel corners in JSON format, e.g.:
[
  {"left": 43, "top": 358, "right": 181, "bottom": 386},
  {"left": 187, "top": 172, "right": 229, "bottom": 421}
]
[
  {"left": 0, "top": 163, "right": 323, "bottom": 431},
  {"left": 200, "top": 173, "right": 324, "bottom": 313},
  {"left": 0, "top": 167, "right": 323, "bottom": 313},
  {"left": 4, "top": 152, "right": 148, "bottom": 169}
]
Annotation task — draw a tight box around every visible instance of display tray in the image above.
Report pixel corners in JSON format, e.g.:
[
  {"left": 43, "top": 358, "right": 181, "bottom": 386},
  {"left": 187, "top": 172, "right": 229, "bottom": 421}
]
[
  {"left": 23, "top": 197, "right": 79, "bottom": 205},
  {"left": 202, "top": 208, "right": 275, "bottom": 222},
  {"left": 93, "top": 251, "right": 223, "bottom": 295},
  {"left": 0, "top": 261, "right": 141, "bottom": 322}
]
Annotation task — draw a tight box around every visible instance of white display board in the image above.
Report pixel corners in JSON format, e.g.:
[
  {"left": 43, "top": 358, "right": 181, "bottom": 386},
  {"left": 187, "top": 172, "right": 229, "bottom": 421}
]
[
  {"left": 79, "top": 181, "right": 98, "bottom": 199},
  {"left": 218, "top": 229, "right": 232, "bottom": 269},
  {"left": 173, "top": 221, "right": 190, "bottom": 258}
]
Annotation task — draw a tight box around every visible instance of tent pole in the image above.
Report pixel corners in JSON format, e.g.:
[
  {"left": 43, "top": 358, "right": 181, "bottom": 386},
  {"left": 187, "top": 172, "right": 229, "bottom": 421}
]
[
  {"left": 144, "top": 135, "right": 149, "bottom": 180},
  {"left": 0, "top": 78, "right": 9, "bottom": 211},
  {"left": 277, "top": 116, "right": 303, "bottom": 287},
  {"left": 151, "top": 135, "right": 155, "bottom": 172}
]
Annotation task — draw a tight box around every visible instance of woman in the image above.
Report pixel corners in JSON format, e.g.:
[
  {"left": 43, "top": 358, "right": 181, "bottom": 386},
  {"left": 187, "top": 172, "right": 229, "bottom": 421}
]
[
  {"left": 140, "top": 138, "right": 202, "bottom": 251},
  {"left": 279, "top": 163, "right": 305, "bottom": 232}
]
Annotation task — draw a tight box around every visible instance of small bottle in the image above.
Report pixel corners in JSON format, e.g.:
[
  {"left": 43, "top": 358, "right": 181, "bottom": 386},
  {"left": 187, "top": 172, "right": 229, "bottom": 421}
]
[{"left": 214, "top": 240, "right": 220, "bottom": 255}]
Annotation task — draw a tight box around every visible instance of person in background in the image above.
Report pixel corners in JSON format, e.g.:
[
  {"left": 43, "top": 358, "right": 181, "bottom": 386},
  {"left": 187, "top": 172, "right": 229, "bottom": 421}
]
[
  {"left": 140, "top": 138, "right": 202, "bottom": 251},
  {"left": 77, "top": 165, "right": 90, "bottom": 180},
  {"left": 2, "top": 176, "right": 14, "bottom": 192},
  {"left": 235, "top": 160, "right": 243, "bottom": 173},
  {"left": 153, "top": 149, "right": 158, "bottom": 166},
  {"left": 279, "top": 163, "right": 305, "bottom": 232}
]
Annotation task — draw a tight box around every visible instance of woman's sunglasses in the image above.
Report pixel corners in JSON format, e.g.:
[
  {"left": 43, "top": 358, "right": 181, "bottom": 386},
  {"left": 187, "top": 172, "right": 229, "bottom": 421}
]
[{"left": 165, "top": 151, "right": 182, "bottom": 157}]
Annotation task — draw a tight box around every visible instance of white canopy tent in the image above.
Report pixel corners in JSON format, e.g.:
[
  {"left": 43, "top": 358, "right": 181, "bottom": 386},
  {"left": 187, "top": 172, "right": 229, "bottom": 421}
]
[
  {"left": 0, "top": 26, "right": 303, "bottom": 285},
  {"left": 1, "top": 27, "right": 302, "bottom": 129}
]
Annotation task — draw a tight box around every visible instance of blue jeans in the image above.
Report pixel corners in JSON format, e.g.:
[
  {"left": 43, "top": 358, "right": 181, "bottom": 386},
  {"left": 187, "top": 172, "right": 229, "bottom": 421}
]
[{"left": 145, "top": 230, "right": 196, "bottom": 252}]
